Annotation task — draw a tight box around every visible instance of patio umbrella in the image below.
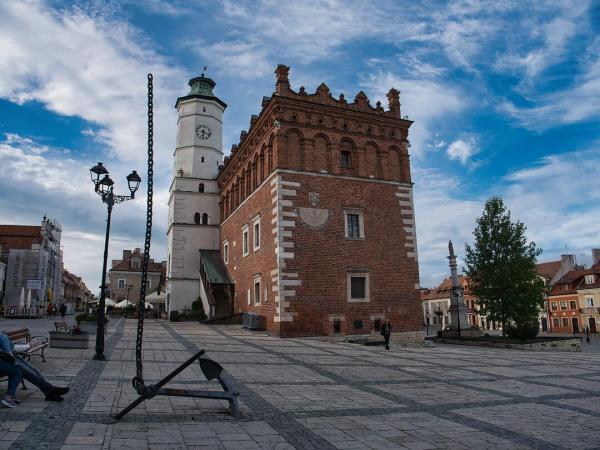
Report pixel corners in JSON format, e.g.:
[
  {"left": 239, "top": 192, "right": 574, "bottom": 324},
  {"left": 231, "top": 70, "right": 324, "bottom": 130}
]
[
  {"left": 26, "top": 289, "right": 31, "bottom": 309},
  {"left": 19, "top": 287, "right": 25, "bottom": 308},
  {"left": 115, "top": 299, "right": 134, "bottom": 308},
  {"left": 104, "top": 298, "right": 116, "bottom": 307}
]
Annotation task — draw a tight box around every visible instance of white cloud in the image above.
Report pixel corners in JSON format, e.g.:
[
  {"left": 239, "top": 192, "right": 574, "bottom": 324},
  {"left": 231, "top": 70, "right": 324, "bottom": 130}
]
[
  {"left": 0, "top": 134, "right": 169, "bottom": 295},
  {"left": 363, "top": 72, "right": 467, "bottom": 158},
  {"left": 415, "top": 144, "right": 600, "bottom": 287},
  {"left": 446, "top": 137, "right": 478, "bottom": 165},
  {"left": 195, "top": 40, "right": 272, "bottom": 79},
  {"left": 0, "top": 1, "right": 183, "bottom": 169},
  {"left": 498, "top": 46, "right": 600, "bottom": 130}
]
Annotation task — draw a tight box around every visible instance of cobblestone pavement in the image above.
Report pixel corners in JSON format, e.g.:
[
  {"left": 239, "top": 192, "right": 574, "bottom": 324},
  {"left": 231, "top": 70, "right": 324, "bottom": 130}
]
[{"left": 1, "top": 319, "right": 600, "bottom": 449}]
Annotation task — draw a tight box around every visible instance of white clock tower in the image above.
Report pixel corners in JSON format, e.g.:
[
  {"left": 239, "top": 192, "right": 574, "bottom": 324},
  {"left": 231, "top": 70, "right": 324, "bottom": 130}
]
[{"left": 166, "top": 74, "right": 226, "bottom": 318}]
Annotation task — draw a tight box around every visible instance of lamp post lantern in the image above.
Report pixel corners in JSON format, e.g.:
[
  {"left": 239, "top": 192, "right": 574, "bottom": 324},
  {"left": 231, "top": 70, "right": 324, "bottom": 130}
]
[{"left": 90, "top": 162, "right": 140, "bottom": 360}]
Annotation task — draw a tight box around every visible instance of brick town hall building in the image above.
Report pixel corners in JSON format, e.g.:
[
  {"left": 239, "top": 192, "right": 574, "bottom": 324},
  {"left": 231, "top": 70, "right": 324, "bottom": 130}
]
[{"left": 166, "top": 65, "right": 422, "bottom": 338}]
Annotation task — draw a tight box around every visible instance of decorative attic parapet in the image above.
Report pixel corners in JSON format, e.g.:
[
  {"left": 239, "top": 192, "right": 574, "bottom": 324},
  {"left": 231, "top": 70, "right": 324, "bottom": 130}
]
[
  {"left": 219, "top": 64, "right": 410, "bottom": 176},
  {"left": 272, "top": 65, "right": 402, "bottom": 117}
]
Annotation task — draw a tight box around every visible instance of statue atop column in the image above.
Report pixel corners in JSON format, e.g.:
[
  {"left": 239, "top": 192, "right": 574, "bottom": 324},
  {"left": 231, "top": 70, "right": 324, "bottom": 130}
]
[{"left": 444, "top": 240, "right": 471, "bottom": 337}]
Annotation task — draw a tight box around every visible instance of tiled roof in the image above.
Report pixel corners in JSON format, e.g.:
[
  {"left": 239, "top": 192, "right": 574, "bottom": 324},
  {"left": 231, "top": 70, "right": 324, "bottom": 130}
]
[
  {"left": 535, "top": 260, "right": 562, "bottom": 280},
  {"left": 0, "top": 225, "right": 41, "bottom": 236},
  {"left": 421, "top": 275, "right": 471, "bottom": 301},
  {"left": 0, "top": 225, "right": 42, "bottom": 250},
  {"left": 110, "top": 258, "right": 164, "bottom": 273}
]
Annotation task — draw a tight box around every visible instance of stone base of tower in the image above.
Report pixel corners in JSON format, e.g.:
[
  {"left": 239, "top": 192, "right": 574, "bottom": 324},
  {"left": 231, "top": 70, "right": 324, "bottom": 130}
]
[{"left": 167, "top": 278, "right": 199, "bottom": 320}]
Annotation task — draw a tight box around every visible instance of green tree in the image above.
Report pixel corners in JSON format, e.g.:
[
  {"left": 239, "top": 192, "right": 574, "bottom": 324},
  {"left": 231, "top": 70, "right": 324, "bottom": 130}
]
[{"left": 464, "top": 197, "right": 545, "bottom": 338}]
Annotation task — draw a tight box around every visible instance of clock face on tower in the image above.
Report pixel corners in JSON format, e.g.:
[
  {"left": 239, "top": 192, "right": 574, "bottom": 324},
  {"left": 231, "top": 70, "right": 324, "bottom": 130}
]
[{"left": 195, "top": 124, "right": 212, "bottom": 140}]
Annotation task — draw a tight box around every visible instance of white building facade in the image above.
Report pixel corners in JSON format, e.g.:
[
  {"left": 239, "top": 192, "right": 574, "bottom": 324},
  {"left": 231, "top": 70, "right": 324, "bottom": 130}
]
[{"left": 166, "top": 75, "right": 226, "bottom": 318}]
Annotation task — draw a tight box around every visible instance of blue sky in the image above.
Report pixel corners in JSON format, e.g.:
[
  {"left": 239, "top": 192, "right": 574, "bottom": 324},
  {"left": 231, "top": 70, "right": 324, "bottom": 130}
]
[{"left": 0, "top": 0, "right": 599, "bottom": 293}]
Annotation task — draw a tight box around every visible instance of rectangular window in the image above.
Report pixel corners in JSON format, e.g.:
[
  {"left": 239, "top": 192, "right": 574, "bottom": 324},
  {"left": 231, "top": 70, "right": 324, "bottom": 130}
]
[
  {"left": 586, "top": 297, "right": 594, "bottom": 307},
  {"left": 340, "top": 151, "right": 351, "bottom": 168},
  {"left": 252, "top": 216, "right": 261, "bottom": 251},
  {"left": 569, "top": 300, "right": 577, "bottom": 310},
  {"left": 551, "top": 302, "right": 558, "bottom": 311},
  {"left": 560, "top": 301, "right": 567, "bottom": 311},
  {"left": 552, "top": 318, "right": 560, "bottom": 327},
  {"left": 561, "top": 318, "right": 569, "bottom": 327},
  {"left": 223, "top": 240, "right": 229, "bottom": 265},
  {"left": 118, "top": 279, "right": 125, "bottom": 289},
  {"left": 254, "top": 276, "right": 261, "bottom": 305},
  {"left": 353, "top": 320, "right": 363, "bottom": 330},
  {"left": 347, "top": 272, "right": 369, "bottom": 302},
  {"left": 585, "top": 275, "right": 595, "bottom": 284},
  {"left": 242, "top": 225, "right": 249, "bottom": 257},
  {"left": 344, "top": 210, "right": 364, "bottom": 239}
]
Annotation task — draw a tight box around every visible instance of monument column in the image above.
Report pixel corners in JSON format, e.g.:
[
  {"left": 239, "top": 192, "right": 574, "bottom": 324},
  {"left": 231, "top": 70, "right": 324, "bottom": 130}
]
[{"left": 447, "top": 241, "right": 470, "bottom": 336}]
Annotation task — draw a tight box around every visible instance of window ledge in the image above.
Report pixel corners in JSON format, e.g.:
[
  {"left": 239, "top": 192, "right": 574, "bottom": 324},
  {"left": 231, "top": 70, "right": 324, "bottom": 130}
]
[
  {"left": 348, "top": 298, "right": 370, "bottom": 303},
  {"left": 345, "top": 237, "right": 365, "bottom": 240}
]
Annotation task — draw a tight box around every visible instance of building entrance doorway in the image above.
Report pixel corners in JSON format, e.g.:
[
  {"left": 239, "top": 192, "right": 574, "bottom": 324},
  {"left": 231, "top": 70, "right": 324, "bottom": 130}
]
[
  {"left": 589, "top": 317, "right": 597, "bottom": 334},
  {"left": 541, "top": 317, "right": 548, "bottom": 332},
  {"left": 572, "top": 317, "right": 579, "bottom": 333}
]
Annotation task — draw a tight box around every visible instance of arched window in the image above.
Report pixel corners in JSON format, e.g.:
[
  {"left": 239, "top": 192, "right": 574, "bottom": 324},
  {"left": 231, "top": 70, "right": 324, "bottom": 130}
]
[
  {"left": 194, "top": 212, "right": 200, "bottom": 224},
  {"left": 340, "top": 150, "right": 351, "bottom": 168},
  {"left": 199, "top": 183, "right": 205, "bottom": 192},
  {"left": 202, "top": 213, "right": 208, "bottom": 225},
  {"left": 201, "top": 156, "right": 205, "bottom": 163}
]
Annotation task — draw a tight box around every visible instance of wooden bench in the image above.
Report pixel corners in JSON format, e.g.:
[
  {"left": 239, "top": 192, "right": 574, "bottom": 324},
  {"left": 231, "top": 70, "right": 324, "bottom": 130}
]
[
  {"left": 5, "top": 328, "right": 48, "bottom": 363},
  {"left": 54, "top": 321, "right": 68, "bottom": 332}
]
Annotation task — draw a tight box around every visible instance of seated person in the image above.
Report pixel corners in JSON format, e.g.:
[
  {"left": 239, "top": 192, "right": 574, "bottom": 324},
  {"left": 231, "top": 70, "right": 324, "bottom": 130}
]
[{"left": 0, "top": 331, "right": 69, "bottom": 408}]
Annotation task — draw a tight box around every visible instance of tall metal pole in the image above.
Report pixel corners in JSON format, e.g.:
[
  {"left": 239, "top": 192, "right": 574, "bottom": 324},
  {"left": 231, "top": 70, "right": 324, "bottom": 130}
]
[{"left": 94, "top": 199, "right": 113, "bottom": 360}]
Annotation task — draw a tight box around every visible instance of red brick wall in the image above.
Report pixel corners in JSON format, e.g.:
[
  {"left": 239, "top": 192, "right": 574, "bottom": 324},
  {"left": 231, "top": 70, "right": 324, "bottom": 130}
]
[
  {"left": 220, "top": 174, "right": 280, "bottom": 334},
  {"left": 275, "top": 171, "right": 421, "bottom": 337}
]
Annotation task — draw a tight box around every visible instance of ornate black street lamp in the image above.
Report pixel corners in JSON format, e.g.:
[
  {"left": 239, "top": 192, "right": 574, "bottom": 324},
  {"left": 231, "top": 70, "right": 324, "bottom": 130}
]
[{"left": 90, "top": 162, "right": 141, "bottom": 360}]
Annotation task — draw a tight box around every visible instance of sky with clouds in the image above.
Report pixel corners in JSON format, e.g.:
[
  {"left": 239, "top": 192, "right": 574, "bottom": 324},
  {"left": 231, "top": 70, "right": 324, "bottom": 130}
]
[{"left": 0, "top": 0, "right": 598, "bottom": 294}]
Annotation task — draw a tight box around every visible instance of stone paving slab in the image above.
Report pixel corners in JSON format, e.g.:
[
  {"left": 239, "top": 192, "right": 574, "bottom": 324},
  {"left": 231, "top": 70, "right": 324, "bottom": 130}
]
[
  {"left": 2, "top": 319, "right": 600, "bottom": 449},
  {"left": 248, "top": 384, "right": 404, "bottom": 411},
  {"left": 372, "top": 382, "right": 509, "bottom": 406},
  {"left": 455, "top": 403, "right": 600, "bottom": 449}
]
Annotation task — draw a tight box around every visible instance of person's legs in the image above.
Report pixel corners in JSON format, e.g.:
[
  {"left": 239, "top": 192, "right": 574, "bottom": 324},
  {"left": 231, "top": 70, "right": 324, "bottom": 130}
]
[
  {"left": 384, "top": 334, "right": 390, "bottom": 350},
  {"left": 0, "top": 359, "right": 22, "bottom": 406},
  {"left": 15, "top": 357, "right": 54, "bottom": 394}
]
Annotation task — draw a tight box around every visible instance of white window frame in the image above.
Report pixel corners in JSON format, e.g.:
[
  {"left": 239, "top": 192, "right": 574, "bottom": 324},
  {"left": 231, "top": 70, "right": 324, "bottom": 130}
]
[
  {"left": 252, "top": 215, "right": 261, "bottom": 251},
  {"left": 585, "top": 275, "right": 595, "bottom": 284},
  {"left": 247, "top": 288, "right": 251, "bottom": 305},
  {"left": 242, "top": 225, "right": 249, "bottom": 257},
  {"left": 118, "top": 279, "right": 126, "bottom": 289},
  {"left": 347, "top": 272, "right": 370, "bottom": 303},
  {"left": 344, "top": 209, "right": 364, "bottom": 239},
  {"left": 223, "top": 240, "right": 229, "bottom": 265},
  {"left": 586, "top": 296, "right": 594, "bottom": 307},
  {"left": 254, "top": 275, "right": 261, "bottom": 305}
]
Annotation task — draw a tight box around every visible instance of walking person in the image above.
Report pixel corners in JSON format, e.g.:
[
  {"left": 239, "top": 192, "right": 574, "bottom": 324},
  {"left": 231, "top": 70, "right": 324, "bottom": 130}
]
[
  {"left": 59, "top": 303, "right": 66, "bottom": 319},
  {"left": 46, "top": 303, "right": 53, "bottom": 319},
  {"left": 381, "top": 318, "right": 392, "bottom": 350},
  {"left": 585, "top": 326, "right": 591, "bottom": 344}
]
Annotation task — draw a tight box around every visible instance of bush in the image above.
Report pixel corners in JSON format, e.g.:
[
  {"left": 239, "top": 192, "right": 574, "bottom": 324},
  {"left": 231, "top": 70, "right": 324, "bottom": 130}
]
[
  {"left": 75, "top": 312, "right": 108, "bottom": 324},
  {"left": 506, "top": 320, "right": 539, "bottom": 341}
]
